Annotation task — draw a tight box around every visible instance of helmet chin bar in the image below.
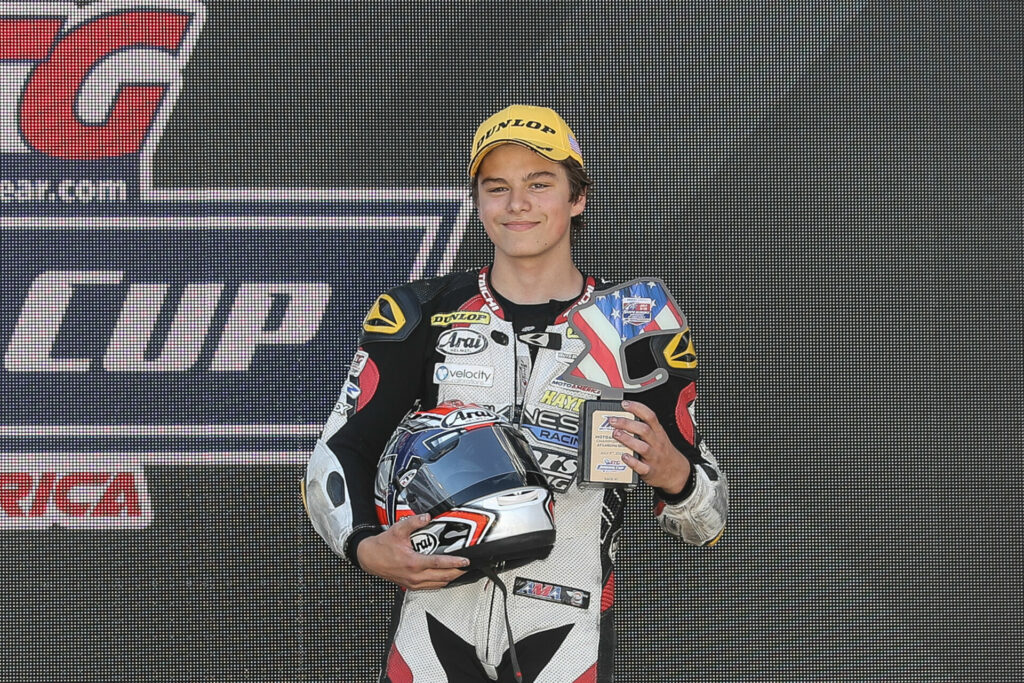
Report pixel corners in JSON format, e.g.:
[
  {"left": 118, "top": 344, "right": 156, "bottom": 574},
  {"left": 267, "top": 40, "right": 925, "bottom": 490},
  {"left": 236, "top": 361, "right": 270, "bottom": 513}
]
[
  {"left": 456, "top": 530, "right": 556, "bottom": 571},
  {"left": 406, "top": 485, "right": 557, "bottom": 586}
]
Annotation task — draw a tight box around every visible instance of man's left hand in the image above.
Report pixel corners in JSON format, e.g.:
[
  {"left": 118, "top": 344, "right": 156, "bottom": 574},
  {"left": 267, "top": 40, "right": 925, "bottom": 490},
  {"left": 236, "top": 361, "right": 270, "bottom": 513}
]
[{"left": 609, "top": 400, "right": 691, "bottom": 495}]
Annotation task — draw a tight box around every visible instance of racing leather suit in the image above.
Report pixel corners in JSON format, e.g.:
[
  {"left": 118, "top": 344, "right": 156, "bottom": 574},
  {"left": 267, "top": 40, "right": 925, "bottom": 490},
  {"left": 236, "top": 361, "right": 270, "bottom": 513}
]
[{"left": 305, "top": 267, "right": 728, "bottom": 683}]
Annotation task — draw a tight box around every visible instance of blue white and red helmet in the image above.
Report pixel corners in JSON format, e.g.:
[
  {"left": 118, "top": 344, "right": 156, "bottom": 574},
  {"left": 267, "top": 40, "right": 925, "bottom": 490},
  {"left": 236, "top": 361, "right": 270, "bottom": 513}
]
[{"left": 375, "top": 402, "right": 556, "bottom": 571}]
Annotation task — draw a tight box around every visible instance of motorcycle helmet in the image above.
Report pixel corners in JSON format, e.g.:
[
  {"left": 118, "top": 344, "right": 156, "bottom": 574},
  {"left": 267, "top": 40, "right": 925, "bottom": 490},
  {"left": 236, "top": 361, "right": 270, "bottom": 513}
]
[{"left": 375, "top": 402, "right": 555, "bottom": 571}]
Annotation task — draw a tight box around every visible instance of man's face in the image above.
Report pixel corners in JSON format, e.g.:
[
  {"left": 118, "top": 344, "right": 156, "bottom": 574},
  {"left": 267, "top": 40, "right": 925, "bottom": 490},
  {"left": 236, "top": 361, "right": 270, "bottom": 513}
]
[{"left": 475, "top": 143, "right": 586, "bottom": 262}]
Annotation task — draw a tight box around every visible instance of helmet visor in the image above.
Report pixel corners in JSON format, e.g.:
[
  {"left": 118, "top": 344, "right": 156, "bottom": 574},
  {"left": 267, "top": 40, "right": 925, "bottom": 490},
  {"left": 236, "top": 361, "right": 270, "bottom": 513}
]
[{"left": 404, "top": 424, "right": 547, "bottom": 515}]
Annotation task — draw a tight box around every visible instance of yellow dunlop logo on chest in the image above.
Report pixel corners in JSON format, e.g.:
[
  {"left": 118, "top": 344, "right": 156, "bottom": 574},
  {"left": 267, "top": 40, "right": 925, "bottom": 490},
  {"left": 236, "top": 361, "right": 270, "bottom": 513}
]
[{"left": 430, "top": 311, "right": 491, "bottom": 326}]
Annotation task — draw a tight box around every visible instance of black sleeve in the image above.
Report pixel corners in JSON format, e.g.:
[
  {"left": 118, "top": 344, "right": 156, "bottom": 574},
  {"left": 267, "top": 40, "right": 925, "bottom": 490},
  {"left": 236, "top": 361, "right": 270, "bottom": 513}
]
[
  {"left": 623, "top": 335, "right": 706, "bottom": 502},
  {"left": 324, "top": 295, "right": 430, "bottom": 564}
]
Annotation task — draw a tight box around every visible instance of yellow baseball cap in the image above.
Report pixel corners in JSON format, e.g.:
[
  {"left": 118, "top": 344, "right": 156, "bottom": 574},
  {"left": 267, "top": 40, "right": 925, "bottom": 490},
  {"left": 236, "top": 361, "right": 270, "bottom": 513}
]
[{"left": 468, "top": 105, "right": 584, "bottom": 177}]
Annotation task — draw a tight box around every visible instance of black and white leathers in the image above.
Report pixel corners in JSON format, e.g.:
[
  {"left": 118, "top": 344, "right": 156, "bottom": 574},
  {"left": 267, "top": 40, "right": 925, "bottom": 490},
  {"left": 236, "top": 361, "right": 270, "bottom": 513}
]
[{"left": 305, "top": 267, "right": 728, "bottom": 682}]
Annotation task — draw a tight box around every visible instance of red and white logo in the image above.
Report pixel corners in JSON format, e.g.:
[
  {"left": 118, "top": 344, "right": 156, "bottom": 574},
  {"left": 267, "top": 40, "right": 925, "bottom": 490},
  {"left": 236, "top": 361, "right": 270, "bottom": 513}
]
[
  {"left": 0, "top": 0, "right": 470, "bottom": 535},
  {"left": 0, "top": 458, "right": 153, "bottom": 529},
  {"left": 1, "top": 0, "right": 205, "bottom": 189}
]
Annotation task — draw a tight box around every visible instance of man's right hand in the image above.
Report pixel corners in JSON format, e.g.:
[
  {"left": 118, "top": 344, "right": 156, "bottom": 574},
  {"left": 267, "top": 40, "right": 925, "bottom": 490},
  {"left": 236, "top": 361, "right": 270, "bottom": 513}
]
[{"left": 355, "top": 513, "right": 471, "bottom": 590}]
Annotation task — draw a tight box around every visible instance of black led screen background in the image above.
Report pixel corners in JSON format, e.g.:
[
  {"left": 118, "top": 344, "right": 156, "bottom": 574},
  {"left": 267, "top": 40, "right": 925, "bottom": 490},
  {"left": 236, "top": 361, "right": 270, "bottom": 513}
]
[{"left": 1, "top": 1, "right": 1021, "bottom": 681}]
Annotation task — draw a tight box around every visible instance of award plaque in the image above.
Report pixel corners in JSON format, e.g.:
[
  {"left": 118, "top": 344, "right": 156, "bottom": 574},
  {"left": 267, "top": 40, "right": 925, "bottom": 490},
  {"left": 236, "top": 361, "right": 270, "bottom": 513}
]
[
  {"left": 558, "top": 278, "right": 689, "bottom": 489},
  {"left": 578, "top": 400, "right": 639, "bottom": 488}
]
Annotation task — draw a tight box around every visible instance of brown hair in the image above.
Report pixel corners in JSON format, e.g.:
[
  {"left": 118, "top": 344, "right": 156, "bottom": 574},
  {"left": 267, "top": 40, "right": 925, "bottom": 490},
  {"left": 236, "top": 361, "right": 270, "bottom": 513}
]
[{"left": 470, "top": 158, "right": 593, "bottom": 243}]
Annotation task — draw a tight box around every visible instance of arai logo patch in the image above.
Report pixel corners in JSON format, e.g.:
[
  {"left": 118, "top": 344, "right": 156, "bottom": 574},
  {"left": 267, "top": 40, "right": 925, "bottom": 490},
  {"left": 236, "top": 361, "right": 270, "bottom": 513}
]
[{"left": 436, "top": 328, "right": 487, "bottom": 356}]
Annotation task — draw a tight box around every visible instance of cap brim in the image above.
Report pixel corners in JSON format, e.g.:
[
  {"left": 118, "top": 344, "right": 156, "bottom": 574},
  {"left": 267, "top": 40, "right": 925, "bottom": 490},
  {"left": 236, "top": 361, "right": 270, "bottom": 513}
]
[{"left": 468, "top": 140, "right": 572, "bottom": 177}]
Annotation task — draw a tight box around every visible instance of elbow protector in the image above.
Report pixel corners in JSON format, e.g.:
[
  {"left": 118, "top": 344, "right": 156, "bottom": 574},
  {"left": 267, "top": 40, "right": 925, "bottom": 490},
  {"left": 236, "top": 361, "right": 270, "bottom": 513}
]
[
  {"left": 656, "top": 461, "right": 729, "bottom": 546},
  {"left": 304, "top": 440, "right": 355, "bottom": 558}
]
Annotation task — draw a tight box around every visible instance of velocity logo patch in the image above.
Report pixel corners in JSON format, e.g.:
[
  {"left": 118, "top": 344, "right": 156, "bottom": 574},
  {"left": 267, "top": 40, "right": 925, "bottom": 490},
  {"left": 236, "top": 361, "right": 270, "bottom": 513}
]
[
  {"left": 662, "top": 328, "right": 697, "bottom": 370},
  {"left": 513, "top": 578, "right": 590, "bottom": 609},
  {"left": 363, "top": 294, "right": 407, "bottom": 335},
  {"left": 433, "top": 363, "right": 493, "bottom": 387}
]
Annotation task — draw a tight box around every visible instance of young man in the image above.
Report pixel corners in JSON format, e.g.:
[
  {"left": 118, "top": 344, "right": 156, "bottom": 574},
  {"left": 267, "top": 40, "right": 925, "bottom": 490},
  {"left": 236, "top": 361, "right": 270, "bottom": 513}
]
[{"left": 305, "top": 105, "right": 728, "bottom": 682}]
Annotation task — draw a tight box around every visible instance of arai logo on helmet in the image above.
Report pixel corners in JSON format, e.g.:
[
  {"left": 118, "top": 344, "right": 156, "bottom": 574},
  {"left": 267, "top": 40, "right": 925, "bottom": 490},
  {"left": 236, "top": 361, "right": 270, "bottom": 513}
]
[
  {"left": 440, "top": 407, "right": 498, "bottom": 429},
  {"left": 410, "top": 531, "right": 439, "bottom": 554},
  {"left": 436, "top": 328, "right": 487, "bottom": 355}
]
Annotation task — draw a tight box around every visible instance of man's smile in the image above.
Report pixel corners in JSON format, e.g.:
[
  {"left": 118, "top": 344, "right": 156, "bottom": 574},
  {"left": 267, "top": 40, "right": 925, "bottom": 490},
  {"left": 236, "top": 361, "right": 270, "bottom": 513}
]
[{"left": 502, "top": 220, "right": 540, "bottom": 231}]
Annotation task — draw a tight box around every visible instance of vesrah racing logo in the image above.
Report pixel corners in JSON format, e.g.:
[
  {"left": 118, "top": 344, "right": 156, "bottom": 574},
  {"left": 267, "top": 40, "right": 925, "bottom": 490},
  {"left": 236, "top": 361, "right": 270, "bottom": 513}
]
[{"left": 0, "top": 0, "right": 469, "bottom": 529}]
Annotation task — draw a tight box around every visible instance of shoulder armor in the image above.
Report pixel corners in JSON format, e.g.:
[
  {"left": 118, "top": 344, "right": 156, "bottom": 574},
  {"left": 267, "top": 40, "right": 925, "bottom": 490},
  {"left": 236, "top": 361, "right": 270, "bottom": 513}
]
[
  {"left": 650, "top": 325, "right": 699, "bottom": 378},
  {"left": 358, "top": 272, "right": 477, "bottom": 344},
  {"left": 359, "top": 286, "right": 422, "bottom": 343}
]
